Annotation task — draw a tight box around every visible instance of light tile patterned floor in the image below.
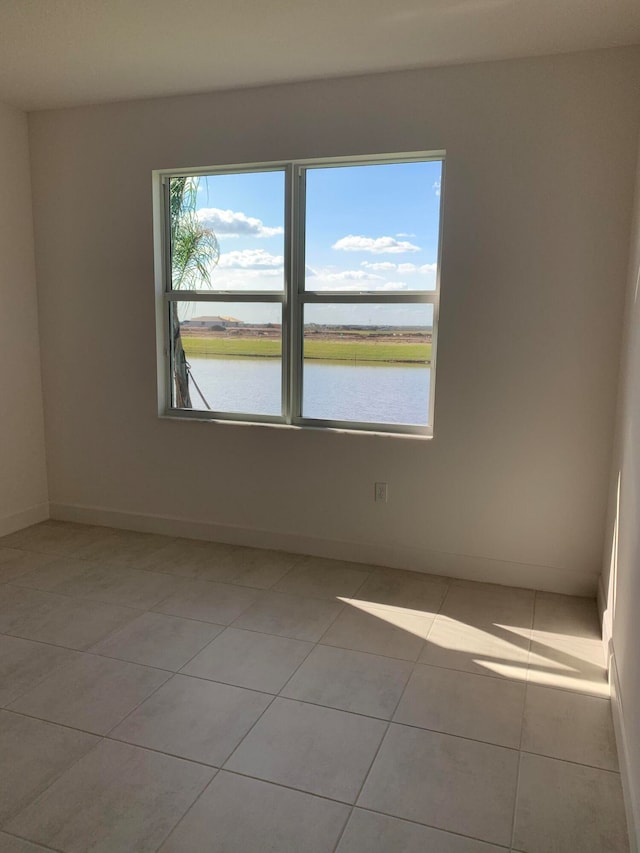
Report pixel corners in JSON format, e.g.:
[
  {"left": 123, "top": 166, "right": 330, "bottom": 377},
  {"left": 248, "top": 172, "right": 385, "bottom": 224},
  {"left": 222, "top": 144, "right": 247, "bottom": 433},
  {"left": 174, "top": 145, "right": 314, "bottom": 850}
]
[{"left": 0, "top": 520, "right": 630, "bottom": 853}]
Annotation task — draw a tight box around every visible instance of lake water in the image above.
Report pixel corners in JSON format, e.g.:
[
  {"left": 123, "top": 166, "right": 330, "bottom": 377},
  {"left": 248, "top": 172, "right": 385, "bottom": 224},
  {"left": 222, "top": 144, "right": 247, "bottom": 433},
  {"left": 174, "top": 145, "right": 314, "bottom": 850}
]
[{"left": 186, "top": 357, "right": 430, "bottom": 425}]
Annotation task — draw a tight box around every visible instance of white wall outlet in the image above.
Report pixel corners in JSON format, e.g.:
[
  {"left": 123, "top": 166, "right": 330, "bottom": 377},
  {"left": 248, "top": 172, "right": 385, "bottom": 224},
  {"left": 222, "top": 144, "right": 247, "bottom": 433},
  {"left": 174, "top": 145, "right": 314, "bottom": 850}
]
[{"left": 375, "top": 482, "right": 388, "bottom": 503}]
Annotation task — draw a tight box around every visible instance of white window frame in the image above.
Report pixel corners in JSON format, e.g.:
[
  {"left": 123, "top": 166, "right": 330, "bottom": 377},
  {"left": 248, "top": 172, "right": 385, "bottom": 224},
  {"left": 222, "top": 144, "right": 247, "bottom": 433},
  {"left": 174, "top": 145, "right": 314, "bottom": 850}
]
[{"left": 153, "top": 151, "right": 445, "bottom": 436}]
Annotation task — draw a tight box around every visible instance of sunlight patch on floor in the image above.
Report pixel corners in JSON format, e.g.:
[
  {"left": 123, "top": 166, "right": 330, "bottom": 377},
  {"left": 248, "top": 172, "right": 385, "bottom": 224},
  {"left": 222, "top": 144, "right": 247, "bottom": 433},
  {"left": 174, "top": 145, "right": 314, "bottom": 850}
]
[{"left": 337, "top": 598, "right": 433, "bottom": 636}]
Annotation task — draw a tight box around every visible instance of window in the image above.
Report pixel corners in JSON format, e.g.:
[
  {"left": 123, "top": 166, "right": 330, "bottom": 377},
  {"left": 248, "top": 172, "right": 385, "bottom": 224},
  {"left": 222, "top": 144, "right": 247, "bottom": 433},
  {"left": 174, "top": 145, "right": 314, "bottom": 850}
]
[{"left": 154, "top": 153, "right": 444, "bottom": 435}]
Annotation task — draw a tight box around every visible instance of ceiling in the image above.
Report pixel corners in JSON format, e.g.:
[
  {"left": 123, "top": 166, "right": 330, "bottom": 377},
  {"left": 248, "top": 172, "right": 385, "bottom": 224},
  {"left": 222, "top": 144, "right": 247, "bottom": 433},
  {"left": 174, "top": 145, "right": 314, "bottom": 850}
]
[{"left": 1, "top": 0, "right": 639, "bottom": 111}]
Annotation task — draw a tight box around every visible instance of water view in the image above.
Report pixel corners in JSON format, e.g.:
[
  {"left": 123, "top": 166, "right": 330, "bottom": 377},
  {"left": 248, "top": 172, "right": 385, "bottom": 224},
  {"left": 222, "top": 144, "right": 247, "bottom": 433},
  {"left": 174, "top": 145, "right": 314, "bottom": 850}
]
[
  {"left": 184, "top": 357, "right": 431, "bottom": 425},
  {"left": 176, "top": 308, "right": 433, "bottom": 426}
]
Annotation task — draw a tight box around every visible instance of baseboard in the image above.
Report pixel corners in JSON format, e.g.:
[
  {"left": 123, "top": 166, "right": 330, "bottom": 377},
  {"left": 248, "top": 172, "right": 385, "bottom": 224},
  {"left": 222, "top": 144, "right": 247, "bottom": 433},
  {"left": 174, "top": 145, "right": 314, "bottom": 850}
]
[
  {"left": 0, "top": 502, "right": 49, "bottom": 538},
  {"left": 49, "top": 501, "right": 597, "bottom": 596},
  {"left": 601, "top": 574, "right": 639, "bottom": 852},
  {"left": 608, "top": 646, "right": 639, "bottom": 853}
]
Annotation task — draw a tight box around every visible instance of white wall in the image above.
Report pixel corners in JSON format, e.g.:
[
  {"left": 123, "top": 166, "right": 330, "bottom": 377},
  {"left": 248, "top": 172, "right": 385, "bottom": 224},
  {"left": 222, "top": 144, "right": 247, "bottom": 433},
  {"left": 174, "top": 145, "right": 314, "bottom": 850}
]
[
  {"left": 29, "top": 47, "right": 640, "bottom": 594},
  {"left": 601, "top": 135, "right": 640, "bottom": 850},
  {"left": 0, "top": 101, "right": 48, "bottom": 535}
]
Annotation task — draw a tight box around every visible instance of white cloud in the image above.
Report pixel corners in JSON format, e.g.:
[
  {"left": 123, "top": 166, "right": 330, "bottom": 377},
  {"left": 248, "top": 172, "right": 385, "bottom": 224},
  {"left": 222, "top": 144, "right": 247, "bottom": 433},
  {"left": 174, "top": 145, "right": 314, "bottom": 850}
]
[
  {"left": 332, "top": 235, "right": 421, "bottom": 254},
  {"left": 312, "top": 281, "right": 409, "bottom": 293},
  {"left": 218, "top": 249, "right": 284, "bottom": 270},
  {"left": 324, "top": 270, "right": 384, "bottom": 282},
  {"left": 197, "top": 207, "right": 283, "bottom": 238},
  {"left": 381, "top": 282, "right": 409, "bottom": 290},
  {"left": 398, "top": 262, "right": 437, "bottom": 274},
  {"left": 396, "top": 232, "right": 416, "bottom": 238},
  {"left": 360, "top": 261, "right": 397, "bottom": 272},
  {"left": 433, "top": 180, "right": 441, "bottom": 197},
  {"left": 361, "top": 261, "right": 437, "bottom": 274},
  {"left": 313, "top": 283, "right": 375, "bottom": 292}
]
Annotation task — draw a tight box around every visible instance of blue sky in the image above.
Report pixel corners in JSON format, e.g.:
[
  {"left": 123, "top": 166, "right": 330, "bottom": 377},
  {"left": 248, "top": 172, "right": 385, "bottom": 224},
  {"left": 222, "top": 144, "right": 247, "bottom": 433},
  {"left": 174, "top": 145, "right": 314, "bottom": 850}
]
[{"left": 187, "top": 159, "right": 441, "bottom": 325}]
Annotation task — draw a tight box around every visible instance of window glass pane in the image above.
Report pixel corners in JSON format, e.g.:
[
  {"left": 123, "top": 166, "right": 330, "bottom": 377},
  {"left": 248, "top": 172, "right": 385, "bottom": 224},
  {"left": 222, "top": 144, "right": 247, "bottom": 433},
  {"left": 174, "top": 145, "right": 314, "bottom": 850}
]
[
  {"left": 302, "top": 303, "right": 433, "bottom": 425},
  {"left": 170, "top": 170, "right": 285, "bottom": 291},
  {"left": 304, "top": 160, "right": 441, "bottom": 292},
  {"left": 171, "top": 301, "right": 282, "bottom": 416}
]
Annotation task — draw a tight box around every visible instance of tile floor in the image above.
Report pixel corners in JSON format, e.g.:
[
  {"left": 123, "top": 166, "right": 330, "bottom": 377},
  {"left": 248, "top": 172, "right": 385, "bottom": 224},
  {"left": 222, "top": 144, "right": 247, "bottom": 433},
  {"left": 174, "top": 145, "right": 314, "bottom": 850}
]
[{"left": 0, "top": 520, "right": 629, "bottom": 852}]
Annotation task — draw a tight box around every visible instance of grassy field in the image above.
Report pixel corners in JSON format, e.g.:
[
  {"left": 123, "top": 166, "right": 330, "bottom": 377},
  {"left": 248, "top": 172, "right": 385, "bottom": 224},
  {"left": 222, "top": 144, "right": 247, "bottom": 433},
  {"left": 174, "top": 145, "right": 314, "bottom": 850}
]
[{"left": 182, "top": 336, "right": 431, "bottom": 364}]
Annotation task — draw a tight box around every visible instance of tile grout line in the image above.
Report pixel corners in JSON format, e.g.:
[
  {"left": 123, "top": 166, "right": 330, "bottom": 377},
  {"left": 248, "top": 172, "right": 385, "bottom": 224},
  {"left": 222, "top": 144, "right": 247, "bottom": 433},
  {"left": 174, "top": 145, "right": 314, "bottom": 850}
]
[
  {"left": 3, "top": 582, "right": 359, "bottom": 644},
  {"left": 329, "top": 807, "right": 353, "bottom": 853},
  {"left": 145, "top": 575, "right": 270, "bottom": 619},
  {"left": 266, "top": 639, "right": 321, "bottom": 697},
  {"left": 3, "top": 544, "right": 603, "bottom": 644},
  {"left": 3, "top": 565, "right": 578, "bottom": 740},
  {"left": 3, "top": 539, "right": 472, "bottom": 603},
  {"left": 509, "top": 590, "right": 532, "bottom": 852},
  {"left": 90, "top": 625, "right": 224, "bottom": 672},
  {"left": 3, "top": 540, "right": 383, "bottom": 597},
  {"left": 4, "top": 692, "right": 621, "bottom": 780},
  {"left": 2, "top": 579, "right": 147, "bottom": 612},
  {"left": 214, "top": 581, "right": 354, "bottom": 773},
  {"left": 3, "top": 649, "right": 176, "bottom": 714},
  {"left": 0, "top": 704, "right": 226, "bottom": 770},
  {"left": 0, "top": 715, "right": 550, "bottom": 853},
  {"left": 99, "top": 669, "right": 175, "bottom": 740},
  {"left": 164, "top": 569, "right": 388, "bottom": 851},
  {"left": 4, "top": 568, "right": 524, "bottom": 668},
  {"left": 523, "top": 588, "right": 537, "bottom": 694},
  {"left": 413, "top": 574, "right": 453, "bottom": 663},
  {"left": 150, "top": 690, "right": 283, "bottom": 851},
  {"left": 1, "top": 827, "right": 64, "bottom": 852},
  {"left": 0, "top": 704, "right": 114, "bottom": 741},
  {"left": 1, "top": 608, "right": 611, "bottom": 717},
  {"left": 226, "top": 591, "right": 348, "bottom": 636},
  {"left": 147, "top": 772, "right": 220, "bottom": 853},
  {"left": 4, "top": 560, "right": 287, "bottom": 596},
  {"left": 359, "top": 732, "right": 514, "bottom": 848},
  {"left": 330, "top": 581, "right": 453, "bottom": 853},
  {"left": 339, "top": 804, "right": 513, "bottom": 850},
  {"left": 0, "top": 730, "right": 110, "bottom": 835},
  {"left": 310, "top": 564, "right": 378, "bottom": 648},
  {"left": 515, "top": 750, "right": 623, "bottom": 775},
  {"left": 216, "top": 589, "right": 352, "bottom": 769},
  {"left": 508, "top": 583, "right": 536, "bottom": 851},
  {"left": 0, "top": 648, "right": 88, "bottom": 713},
  {"left": 151, "top": 765, "right": 516, "bottom": 853},
  {"left": 0, "top": 617, "right": 560, "bottom": 683}
]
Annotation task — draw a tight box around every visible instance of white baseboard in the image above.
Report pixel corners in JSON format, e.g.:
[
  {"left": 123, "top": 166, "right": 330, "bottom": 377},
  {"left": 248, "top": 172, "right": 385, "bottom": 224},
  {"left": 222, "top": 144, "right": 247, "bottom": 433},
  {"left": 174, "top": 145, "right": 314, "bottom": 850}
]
[
  {"left": 608, "top": 646, "right": 639, "bottom": 853},
  {"left": 49, "top": 501, "right": 597, "bottom": 596},
  {"left": 0, "top": 502, "right": 49, "bottom": 538},
  {"left": 599, "top": 574, "right": 639, "bottom": 853}
]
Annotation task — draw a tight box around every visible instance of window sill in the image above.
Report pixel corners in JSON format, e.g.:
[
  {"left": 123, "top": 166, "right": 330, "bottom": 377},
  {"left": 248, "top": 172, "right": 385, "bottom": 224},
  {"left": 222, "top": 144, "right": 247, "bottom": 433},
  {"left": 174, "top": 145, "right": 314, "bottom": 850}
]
[{"left": 158, "top": 412, "right": 433, "bottom": 440}]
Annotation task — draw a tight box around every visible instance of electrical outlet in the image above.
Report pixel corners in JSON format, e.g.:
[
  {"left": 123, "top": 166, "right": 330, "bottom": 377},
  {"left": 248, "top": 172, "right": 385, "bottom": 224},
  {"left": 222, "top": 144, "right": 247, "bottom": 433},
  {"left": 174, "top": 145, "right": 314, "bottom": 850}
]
[{"left": 375, "top": 482, "right": 388, "bottom": 503}]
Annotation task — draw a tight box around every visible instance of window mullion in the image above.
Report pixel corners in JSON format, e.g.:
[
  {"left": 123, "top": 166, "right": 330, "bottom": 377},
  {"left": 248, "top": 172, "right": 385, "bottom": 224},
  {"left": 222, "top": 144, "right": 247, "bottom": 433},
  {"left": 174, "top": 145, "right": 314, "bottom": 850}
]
[
  {"left": 282, "top": 165, "right": 293, "bottom": 422},
  {"left": 288, "top": 165, "right": 305, "bottom": 424}
]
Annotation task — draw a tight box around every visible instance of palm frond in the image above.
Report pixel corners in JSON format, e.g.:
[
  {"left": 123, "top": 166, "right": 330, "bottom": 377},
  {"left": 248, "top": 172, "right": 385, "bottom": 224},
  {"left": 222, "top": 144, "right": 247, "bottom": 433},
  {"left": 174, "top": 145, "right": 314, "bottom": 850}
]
[
  {"left": 169, "top": 175, "right": 220, "bottom": 408},
  {"left": 170, "top": 176, "right": 220, "bottom": 289}
]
